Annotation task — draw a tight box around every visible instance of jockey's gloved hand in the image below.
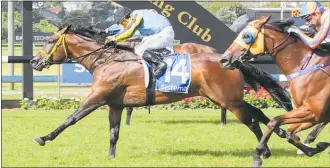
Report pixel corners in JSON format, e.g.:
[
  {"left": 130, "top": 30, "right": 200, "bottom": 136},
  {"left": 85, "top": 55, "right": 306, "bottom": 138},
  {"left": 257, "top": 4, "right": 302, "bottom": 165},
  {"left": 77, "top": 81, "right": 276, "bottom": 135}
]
[
  {"left": 299, "top": 25, "right": 316, "bottom": 37},
  {"left": 287, "top": 26, "right": 300, "bottom": 34}
]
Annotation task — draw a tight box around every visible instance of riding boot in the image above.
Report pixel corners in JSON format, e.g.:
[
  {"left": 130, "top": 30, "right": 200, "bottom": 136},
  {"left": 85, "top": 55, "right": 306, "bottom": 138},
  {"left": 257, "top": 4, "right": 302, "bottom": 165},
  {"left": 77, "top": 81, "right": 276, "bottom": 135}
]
[{"left": 142, "top": 50, "right": 167, "bottom": 76}]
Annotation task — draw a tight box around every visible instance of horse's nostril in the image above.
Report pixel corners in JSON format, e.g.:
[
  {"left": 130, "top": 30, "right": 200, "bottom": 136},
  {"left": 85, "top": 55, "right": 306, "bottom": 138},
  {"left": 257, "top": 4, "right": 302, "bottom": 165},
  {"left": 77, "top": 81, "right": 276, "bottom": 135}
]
[
  {"left": 220, "top": 59, "right": 228, "bottom": 64},
  {"left": 30, "top": 59, "right": 36, "bottom": 64}
]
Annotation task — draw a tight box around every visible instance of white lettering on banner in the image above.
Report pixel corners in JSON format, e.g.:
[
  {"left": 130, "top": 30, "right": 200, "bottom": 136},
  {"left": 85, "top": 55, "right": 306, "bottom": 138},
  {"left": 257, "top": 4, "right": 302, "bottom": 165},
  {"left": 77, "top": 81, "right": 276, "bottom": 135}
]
[
  {"left": 14, "top": 35, "right": 51, "bottom": 42},
  {"left": 34, "top": 36, "right": 45, "bottom": 41},
  {"left": 74, "top": 64, "right": 88, "bottom": 73},
  {"left": 164, "top": 58, "right": 190, "bottom": 84}
]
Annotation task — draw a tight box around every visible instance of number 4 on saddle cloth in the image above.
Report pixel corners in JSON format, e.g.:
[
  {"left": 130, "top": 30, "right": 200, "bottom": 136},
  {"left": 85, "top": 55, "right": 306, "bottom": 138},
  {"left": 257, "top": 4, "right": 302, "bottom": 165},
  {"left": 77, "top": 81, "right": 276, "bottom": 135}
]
[{"left": 141, "top": 52, "right": 192, "bottom": 94}]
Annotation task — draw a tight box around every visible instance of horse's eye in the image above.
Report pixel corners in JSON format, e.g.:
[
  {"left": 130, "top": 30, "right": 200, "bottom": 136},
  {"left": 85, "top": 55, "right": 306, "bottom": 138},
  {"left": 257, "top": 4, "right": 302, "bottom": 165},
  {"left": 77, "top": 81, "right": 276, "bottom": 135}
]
[
  {"left": 242, "top": 34, "right": 250, "bottom": 39},
  {"left": 242, "top": 32, "right": 254, "bottom": 44}
]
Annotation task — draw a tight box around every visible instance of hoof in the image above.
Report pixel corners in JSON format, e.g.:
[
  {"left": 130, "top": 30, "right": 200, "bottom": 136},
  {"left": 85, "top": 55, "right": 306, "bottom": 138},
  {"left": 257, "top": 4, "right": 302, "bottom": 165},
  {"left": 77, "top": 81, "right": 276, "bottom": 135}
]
[
  {"left": 316, "top": 142, "right": 330, "bottom": 151},
  {"left": 262, "top": 150, "right": 271, "bottom": 159},
  {"left": 109, "top": 154, "right": 115, "bottom": 159},
  {"left": 33, "top": 137, "right": 45, "bottom": 146},
  {"left": 305, "top": 142, "right": 330, "bottom": 157},
  {"left": 251, "top": 159, "right": 262, "bottom": 168}
]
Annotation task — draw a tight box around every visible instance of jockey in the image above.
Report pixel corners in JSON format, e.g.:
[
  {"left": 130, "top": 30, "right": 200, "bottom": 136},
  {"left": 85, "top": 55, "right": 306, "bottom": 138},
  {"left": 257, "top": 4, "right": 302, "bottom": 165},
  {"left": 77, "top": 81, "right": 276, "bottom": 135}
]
[
  {"left": 287, "top": 1, "right": 330, "bottom": 49},
  {"left": 105, "top": 7, "right": 175, "bottom": 76}
]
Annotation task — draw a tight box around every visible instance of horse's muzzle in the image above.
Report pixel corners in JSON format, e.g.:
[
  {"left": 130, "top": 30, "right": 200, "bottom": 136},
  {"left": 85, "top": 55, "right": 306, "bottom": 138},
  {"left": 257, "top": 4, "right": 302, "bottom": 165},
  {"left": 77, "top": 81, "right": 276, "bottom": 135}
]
[
  {"left": 30, "top": 56, "right": 46, "bottom": 71},
  {"left": 220, "top": 51, "right": 235, "bottom": 69}
]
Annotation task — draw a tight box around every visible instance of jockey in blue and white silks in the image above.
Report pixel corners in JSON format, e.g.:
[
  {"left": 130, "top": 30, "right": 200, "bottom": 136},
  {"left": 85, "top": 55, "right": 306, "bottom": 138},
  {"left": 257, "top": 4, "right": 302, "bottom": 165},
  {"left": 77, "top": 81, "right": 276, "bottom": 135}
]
[
  {"left": 105, "top": 7, "right": 175, "bottom": 76},
  {"left": 287, "top": 1, "right": 330, "bottom": 49}
]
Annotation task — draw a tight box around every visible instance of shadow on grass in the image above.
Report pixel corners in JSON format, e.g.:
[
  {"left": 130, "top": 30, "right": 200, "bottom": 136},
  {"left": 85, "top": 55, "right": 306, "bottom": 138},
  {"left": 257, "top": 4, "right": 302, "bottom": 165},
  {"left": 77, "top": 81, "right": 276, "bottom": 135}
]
[
  {"left": 144, "top": 119, "right": 241, "bottom": 125},
  {"left": 159, "top": 148, "right": 301, "bottom": 158}
]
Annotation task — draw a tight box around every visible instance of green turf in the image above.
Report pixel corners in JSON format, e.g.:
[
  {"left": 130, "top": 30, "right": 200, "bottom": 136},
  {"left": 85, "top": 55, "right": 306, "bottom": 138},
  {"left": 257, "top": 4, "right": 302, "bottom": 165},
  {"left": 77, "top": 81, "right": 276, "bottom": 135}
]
[{"left": 2, "top": 108, "right": 329, "bottom": 167}]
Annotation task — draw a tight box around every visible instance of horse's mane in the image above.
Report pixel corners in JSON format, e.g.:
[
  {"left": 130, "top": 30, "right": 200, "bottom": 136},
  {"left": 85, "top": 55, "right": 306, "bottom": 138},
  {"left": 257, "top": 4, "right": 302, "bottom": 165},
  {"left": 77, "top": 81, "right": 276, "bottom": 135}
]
[
  {"left": 267, "top": 19, "right": 317, "bottom": 40},
  {"left": 268, "top": 19, "right": 295, "bottom": 32},
  {"left": 58, "top": 25, "right": 133, "bottom": 52},
  {"left": 70, "top": 26, "right": 108, "bottom": 43},
  {"left": 56, "top": 24, "right": 108, "bottom": 44}
]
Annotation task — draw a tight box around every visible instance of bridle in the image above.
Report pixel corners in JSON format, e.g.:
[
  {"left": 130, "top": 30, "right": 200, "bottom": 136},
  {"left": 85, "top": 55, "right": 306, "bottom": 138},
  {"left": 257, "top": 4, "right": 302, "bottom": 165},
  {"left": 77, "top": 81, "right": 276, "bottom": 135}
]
[
  {"left": 38, "top": 32, "right": 69, "bottom": 68},
  {"left": 239, "top": 20, "right": 295, "bottom": 63}
]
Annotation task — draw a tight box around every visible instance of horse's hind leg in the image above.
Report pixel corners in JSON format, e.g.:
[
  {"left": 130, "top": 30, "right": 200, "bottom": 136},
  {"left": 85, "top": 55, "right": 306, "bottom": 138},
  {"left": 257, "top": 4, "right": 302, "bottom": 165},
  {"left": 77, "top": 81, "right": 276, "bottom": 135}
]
[
  {"left": 108, "top": 106, "right": 124, "bottom": 158},
  {"left": 244, "top": 102, "right": 287, "bottom": 139},
  {"left": 229, "top": 101, "right": 273, "bottom": 158},
  {"left": 126, "top": 107, "right": 133, "bottom": 125},
  {"left": 33, "top": 92, "right": 106, "bottom": 146},
  {"left": 220, "top": 107, "right": 227, "bottom": 126}
]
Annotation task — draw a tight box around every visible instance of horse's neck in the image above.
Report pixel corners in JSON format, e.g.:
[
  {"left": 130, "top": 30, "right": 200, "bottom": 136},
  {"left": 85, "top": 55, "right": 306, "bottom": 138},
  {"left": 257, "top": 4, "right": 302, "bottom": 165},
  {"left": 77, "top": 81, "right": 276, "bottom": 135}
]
[
  {"left": 270, "top": 35, "right": 311, "bottom": 75},
  {"left": 66, "top": 35, "right": 113, "bottom": 73}
]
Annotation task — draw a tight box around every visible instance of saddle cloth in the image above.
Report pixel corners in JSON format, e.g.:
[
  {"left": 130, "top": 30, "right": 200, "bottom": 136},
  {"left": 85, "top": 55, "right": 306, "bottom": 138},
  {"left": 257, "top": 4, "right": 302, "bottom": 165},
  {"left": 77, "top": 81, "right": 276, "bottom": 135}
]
[{"left": 141, "top": 53, "right": 191, "bottom": 93}]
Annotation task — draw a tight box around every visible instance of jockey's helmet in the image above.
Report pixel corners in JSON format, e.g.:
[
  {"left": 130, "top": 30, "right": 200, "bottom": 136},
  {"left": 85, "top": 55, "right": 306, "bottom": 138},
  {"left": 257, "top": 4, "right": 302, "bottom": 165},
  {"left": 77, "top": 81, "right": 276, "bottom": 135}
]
[{"left": 300, "top": 1, "right": 324, "bottom": 18}]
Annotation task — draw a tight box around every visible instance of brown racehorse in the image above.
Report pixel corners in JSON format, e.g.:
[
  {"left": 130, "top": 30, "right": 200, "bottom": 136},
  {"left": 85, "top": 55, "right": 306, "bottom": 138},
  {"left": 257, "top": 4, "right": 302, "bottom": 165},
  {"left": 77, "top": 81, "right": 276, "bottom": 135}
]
[
  {"left": 220, "top": 16, "right": 330, "bottom": 167},
  {"left": 30, "top": 25, "right": 291, "bottom": 158},
  {"left": 124, "top": 43, "right": 221, "bottom": 126}
]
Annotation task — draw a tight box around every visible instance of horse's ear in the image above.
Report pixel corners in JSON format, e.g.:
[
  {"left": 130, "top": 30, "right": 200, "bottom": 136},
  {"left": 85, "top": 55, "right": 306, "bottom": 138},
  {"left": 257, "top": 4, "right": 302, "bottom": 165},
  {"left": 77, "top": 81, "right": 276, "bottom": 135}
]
[
  {"left": 256, "top": 16, "right": 271, "bottom": 28},
  {"left": 265, "top": 16, "right": 271, "bottom": 23}
]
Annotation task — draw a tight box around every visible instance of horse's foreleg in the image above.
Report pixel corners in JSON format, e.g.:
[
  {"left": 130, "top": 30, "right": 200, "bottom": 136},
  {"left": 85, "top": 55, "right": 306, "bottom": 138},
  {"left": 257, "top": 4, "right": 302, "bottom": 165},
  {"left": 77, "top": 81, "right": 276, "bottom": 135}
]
[
  {"left": 33, "top": 92, "right": 106, "bottom": 146},
  {"left": 288, "top": 121, "right": 329, "bottom": 154},
  {"left": 287, "top": 122, "right": 315, "bottom": 154},
  {"left": 108, "top": 106, "right": 124, "bottom": 158},
  {"left": 252, "top": 106, "right": 329, "bottom": 168},
  {"left": 126, "top": 107, "right": 133, "bottom": 125}
]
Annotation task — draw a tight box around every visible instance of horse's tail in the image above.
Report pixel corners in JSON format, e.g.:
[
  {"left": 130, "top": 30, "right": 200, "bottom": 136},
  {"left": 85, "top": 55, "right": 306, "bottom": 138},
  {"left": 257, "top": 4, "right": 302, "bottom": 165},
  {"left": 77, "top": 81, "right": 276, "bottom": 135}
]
[{"left": 238, "top": 63, "right": 293, "bottom": 112}]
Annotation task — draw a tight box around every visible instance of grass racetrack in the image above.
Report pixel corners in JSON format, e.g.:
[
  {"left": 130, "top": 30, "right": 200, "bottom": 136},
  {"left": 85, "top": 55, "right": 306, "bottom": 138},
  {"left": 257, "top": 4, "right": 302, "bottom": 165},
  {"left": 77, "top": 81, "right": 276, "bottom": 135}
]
[{"left": 2, "top": 108, "right": 330, "bottom": 167}]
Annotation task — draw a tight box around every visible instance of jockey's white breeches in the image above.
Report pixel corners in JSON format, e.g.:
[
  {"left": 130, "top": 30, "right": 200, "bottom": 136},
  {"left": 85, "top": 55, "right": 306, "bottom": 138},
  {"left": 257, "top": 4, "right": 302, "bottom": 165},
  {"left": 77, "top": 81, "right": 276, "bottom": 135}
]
[{"left": 134, "top": 26, "right": 175, "bottom": 56}]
